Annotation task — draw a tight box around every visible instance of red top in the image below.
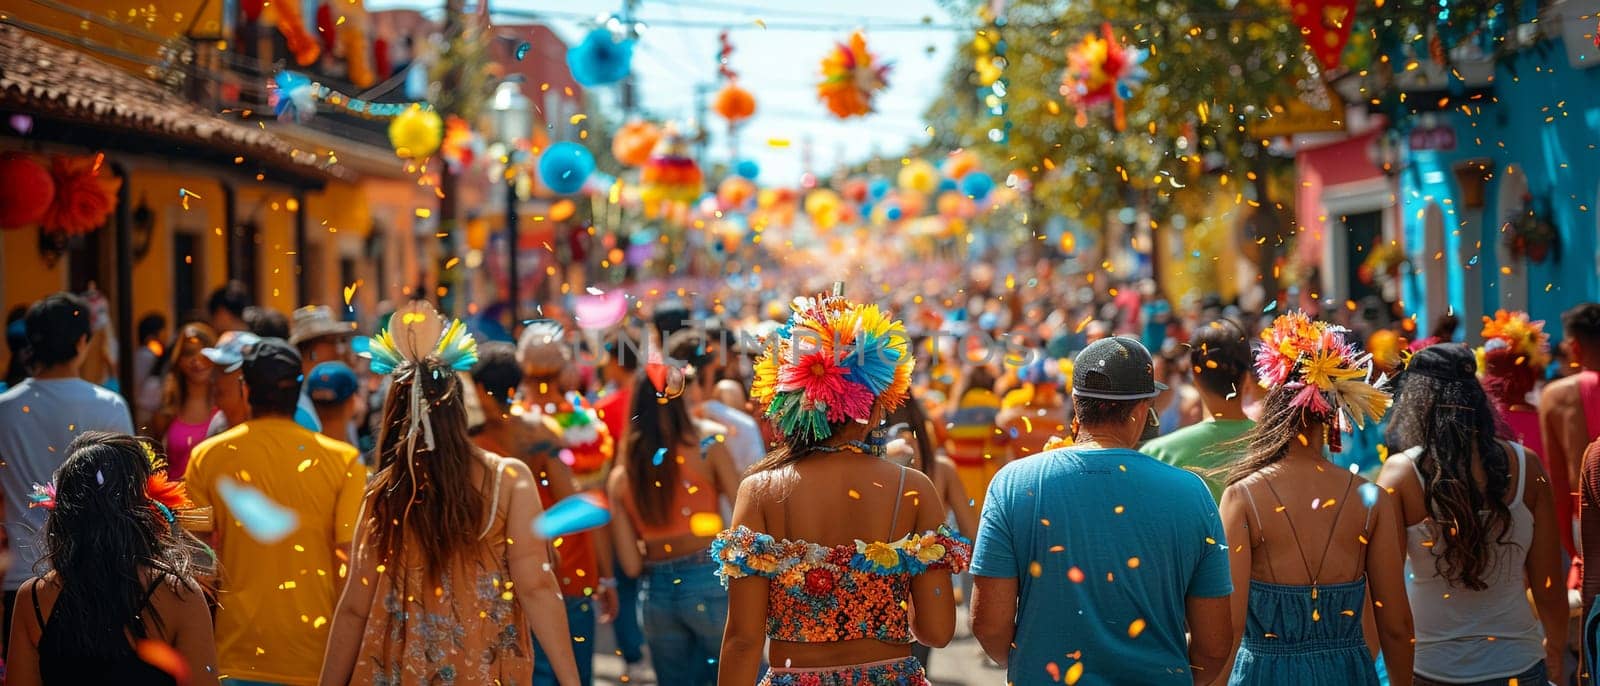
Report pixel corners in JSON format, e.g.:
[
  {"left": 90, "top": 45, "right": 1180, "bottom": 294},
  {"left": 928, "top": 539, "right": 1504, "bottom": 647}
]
[
  {"left": 592, "top": 385, "right": 632, "bottom": 449},
  {"left": 617, "top": 453, "right": 719, "bottom": 541},
  {"left": 474, "top": 433, "right": 599, "bottom": 598}
]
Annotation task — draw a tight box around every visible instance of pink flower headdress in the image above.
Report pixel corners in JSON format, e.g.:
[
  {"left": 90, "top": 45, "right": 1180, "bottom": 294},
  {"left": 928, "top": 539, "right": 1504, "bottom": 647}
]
[{"left": 1255, "top": 311, "right": 1392, "bottom": 452}]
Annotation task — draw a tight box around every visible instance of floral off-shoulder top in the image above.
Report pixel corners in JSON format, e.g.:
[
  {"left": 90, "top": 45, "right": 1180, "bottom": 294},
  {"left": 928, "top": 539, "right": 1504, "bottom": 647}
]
[{"left": 710, "top": 524, "right": 972, "bottom": 643}]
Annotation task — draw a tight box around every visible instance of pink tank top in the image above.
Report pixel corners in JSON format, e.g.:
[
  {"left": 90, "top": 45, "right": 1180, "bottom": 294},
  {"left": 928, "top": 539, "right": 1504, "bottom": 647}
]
[{"left": 165, "top": 410, "right": 219, "bottom": 479}]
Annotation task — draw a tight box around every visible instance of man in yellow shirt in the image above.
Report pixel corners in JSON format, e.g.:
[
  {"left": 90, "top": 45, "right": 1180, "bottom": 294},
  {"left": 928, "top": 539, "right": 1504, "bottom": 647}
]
[{"left": 186, "top": 338, "right": 366, "bottom": 686}]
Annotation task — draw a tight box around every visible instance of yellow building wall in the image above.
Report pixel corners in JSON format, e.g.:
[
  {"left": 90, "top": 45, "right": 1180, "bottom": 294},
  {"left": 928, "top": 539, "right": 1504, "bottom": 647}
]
[{"left": 124, "top": 172, "right": 229, "bottom": 325}]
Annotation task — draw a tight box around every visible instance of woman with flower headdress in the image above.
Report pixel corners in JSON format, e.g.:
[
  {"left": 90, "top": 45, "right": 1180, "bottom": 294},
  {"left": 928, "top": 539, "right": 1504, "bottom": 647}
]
[
  {"left": 1477, "top": 310, "right": 1567, "bottom": 558},
  {"left": 7, "top": 431, "right": 217, "bottom": 686},
  {"left": 319, "top": 302, "right": 580, "bottom": 686},
  {"left": 606, "top": 355, "right": 742, "bottom": 685},
  {"left": 1218, "top": 311, "right": 1414, "bottom": 685},
  {"left": 1376, "top": 342, "right": 1566, "bottom": 686},
  {"left": 714, "top": 291, "right": 968, "bottom": 686}
]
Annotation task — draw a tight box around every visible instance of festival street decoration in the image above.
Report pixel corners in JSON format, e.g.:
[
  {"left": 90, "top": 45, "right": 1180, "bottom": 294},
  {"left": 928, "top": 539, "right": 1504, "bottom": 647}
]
[
  {"left": 1059, "top": 24, "right": 1148, "bottom": 131},
  {"left": 818, "top": 31, "right": 891, "bottom": 119}
]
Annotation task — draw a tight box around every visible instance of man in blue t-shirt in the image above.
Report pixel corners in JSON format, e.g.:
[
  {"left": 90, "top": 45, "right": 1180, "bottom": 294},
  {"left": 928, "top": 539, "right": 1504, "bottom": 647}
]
[{"left": 972, "top": 337, "right": 1233, "bottom": 685}]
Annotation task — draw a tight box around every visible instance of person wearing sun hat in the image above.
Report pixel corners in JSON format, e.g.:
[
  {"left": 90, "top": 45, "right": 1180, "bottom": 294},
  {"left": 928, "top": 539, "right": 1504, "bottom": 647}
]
[
  {"left": 971, "top": 336, "right": 1232, "bottom": 685},
  {"left": 714, "top": 289, "right": 967, "bottom": 686},
  {"left": 1216, "top": 311, "right": 1413, "bottom": 685},
  {"left": 287, "top": 305, "right": 358, "bottom": 434}
]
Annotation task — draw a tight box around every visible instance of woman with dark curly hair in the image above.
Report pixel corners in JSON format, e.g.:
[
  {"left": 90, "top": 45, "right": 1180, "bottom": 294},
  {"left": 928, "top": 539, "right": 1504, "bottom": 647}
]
[
  {"left": 1377, "top": 343, "right": 1566, "bottom": 685},
  {"left": 6, "top": 431, "right": 217, "bottom": 686}
]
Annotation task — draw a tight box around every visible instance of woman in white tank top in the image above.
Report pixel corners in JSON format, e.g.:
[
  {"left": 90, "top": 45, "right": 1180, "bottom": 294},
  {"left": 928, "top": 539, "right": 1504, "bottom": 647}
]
[{"left": 1376, "top": 344, "right": 1566, "bottom": 685}]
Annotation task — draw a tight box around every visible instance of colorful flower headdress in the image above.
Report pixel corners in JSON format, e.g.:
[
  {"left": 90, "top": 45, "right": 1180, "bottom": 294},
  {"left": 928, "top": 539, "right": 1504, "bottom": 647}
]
[
  {"left": 362, "top": 301, "right": 479, "bottom": 454},
  {"left": 750, "top": 289, "right": 914, "bottom": 443},
  {"left": 1478, "top": 309, "right": 1550, "bottom": 371},
  {"left": 1255, "top": 311, "right": 1391, "bottom": 452},
  {"left": 29, "top": 439, "right": 194, "bottom": 526}
]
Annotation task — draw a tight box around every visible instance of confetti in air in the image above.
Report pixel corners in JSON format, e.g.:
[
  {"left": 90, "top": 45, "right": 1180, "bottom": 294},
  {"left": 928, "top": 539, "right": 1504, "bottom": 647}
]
[
  {"left": 217, "top": 476, "right": 300, "bottom": 544},
  {"left": 136, "top": 639, "right": 190, "bottom": 684},
  {"left": 534, "top": 492, "right": 612, "bottom": 538},
  {"left": 516, "top": 42, "right": 531, "bottom": 61}
]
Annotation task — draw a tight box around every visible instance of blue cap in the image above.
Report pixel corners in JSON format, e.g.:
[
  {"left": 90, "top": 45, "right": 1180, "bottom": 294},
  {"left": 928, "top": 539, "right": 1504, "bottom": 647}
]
[{"left": 306, "top": 361, "right": 358, "bottom": 404}]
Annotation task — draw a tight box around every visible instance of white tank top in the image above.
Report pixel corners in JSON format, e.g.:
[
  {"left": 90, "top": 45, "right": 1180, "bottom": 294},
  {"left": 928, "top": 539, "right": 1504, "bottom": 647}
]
[{"left": 1402, "top": 443, "right": 1545, "bottom": 682}]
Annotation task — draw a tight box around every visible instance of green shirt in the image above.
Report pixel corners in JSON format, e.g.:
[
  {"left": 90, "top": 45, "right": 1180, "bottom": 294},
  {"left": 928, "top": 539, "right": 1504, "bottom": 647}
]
[{"left": 1141, "top": 418, "right": 1255, "bottom": 502}]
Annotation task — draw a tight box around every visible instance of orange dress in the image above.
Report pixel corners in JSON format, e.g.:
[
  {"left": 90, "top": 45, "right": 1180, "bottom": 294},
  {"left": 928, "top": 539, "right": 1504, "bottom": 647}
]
[{"left": 347, "top": 465, "right": 533, "bottom": 685}]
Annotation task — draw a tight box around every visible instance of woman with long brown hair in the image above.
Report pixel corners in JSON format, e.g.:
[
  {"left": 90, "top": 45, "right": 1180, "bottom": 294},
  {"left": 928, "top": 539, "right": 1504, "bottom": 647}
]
[
  {"left": 318, "top": 302, "right": 579, "bottom": 686},
  {"left": 148, "top": 323, "right": 218, "bottom": 479},
  {"left": 1377, "top": 343, "right": 1566, "bottom": 685},
  {"left": 1218, "top": 312, "right": 1413, "bottom": 685},
  {"left": 606, "top": 362, "right": 740, "bottom": 685},
  {"left": 715, "top": 292, "right": 966, "bottom": 686}
]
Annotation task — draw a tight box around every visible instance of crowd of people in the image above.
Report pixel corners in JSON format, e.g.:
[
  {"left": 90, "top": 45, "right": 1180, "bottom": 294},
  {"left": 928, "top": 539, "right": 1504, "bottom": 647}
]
[{"left": 0, "top": 265, "right": 1598, "bottom": 686}]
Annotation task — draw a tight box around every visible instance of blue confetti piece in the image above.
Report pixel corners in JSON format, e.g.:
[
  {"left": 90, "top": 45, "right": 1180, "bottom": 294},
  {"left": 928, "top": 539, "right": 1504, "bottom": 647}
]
[
  {"left": 652, "top": 447, "right": 667, "bottom": 466},
  {"left": 1359, "top": 482, "right": 1381, "bottom": 508},
  {"left": 217, "top": 477, "right": 299, "bottom": 544},
  {"left": 516, "top": 42, "right": 531, "bottom": 61},
  {"left": 1263, "top": 300, "right": 1278, "bottom": 313},
  {"left": 534, "top": 493, "right": 612, "bottom": 538}
]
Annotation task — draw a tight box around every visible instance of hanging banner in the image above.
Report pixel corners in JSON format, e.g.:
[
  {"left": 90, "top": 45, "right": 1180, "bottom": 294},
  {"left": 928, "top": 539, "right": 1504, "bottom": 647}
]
[{"left": 1292, "top": 0, "right": 1357, "bottom": 71}]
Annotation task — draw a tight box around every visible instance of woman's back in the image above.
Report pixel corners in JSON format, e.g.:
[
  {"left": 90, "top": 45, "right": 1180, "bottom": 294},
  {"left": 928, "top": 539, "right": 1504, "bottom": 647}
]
[
  {"left": 348, "top": 455, "right": 533, "bottom": 685},
  {"left": 20, "top": 572, "right": 202, "bottom": 686},
  {"left": 1389, "top": 442, "right": 1545, "bottom": 682}
]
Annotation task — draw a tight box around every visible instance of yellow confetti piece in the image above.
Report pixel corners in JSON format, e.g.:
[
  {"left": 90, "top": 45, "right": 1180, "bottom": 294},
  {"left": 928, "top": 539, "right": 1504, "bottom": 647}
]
[
  {"left": 1029, "top": 561, "right": 1042, "bottom": 577},
  {"left": 343, "top": 281, "right": 360, "bottom": 305},
  {"left": 569, "top": 114, "right": 588, "bottom": 125},
  {"left": 1065, "top": 661, "right": 1084, "bottom": 685},
  {"left": 297, "top": 459, "right": 313, "bottom": 472},
  {"left": 689, "top": 512, "right": 723, "bottom": 537},
  {"left": 767, "top": 138, "right": 791, "bottom": 148},
  {"left": 848, "top": 489, "right": 860, "bottom": 499},
  {"left": 1128, "top": 618, "right": 1146, "bottom": 638},
  {"left": 754, "top": 18, "right": 766, "bottom": 29}
]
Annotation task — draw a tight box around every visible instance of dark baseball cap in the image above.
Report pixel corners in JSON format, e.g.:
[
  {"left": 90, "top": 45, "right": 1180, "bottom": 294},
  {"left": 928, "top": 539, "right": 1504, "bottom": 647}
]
[
  {"left": 242, "top": 337, "right": 304, "bottom": 393},
  {"left": 307, "top": 361, "right": 358, "bottom": 404},
  {"left": 1072, "top": 336, "right": 1168, "bottom": 400}
]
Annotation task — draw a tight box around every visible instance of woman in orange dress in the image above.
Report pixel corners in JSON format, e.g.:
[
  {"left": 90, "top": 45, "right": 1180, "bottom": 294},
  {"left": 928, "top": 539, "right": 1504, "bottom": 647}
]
[{"left": 319, "top": 303, "right": 579, "bottom": 686}]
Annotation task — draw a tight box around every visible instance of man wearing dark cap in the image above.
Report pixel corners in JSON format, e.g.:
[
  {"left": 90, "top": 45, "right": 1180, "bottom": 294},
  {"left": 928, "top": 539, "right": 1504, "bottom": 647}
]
[
  {"left": 185, "top": 338, "right": 366, "bottom": 686},
  {"left": 970, "top": 336, "right": 1233, "bottom": 685}
]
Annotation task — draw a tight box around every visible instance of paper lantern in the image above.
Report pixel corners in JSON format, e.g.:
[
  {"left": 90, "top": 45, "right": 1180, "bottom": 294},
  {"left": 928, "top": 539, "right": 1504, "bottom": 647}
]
[
  {"left": 868, "top": 177, "right": 891, "bottom": 200},
  {"left": 388, "top": 106, "right": 443, "bottom": 159},
  {"left": 897, "top": 190, "right": 926, "bottom": 219},
  {"left": 842, "top": 178, "right": 869, "bottom": 204},
  {"left": 942, "top": 150, "right": 980, "bottom": 180},
  {"left": 897, "top": 159, "right": 938, "bottom": 195},
  {"left": 960, "top": 171, "right": 995, "bottom": 200},
  {"left": 713, "top": 83, "right": 756, "bottom": 123},
  {"left": 539, "top": 142, "right": 595, "bottom": 195},
  {"left": 240, "top": 0, "right": 264, "bottom": 22},
  {"left": 612, "top": 120, "right": 660, "bottom": 167},
  {"left": 42, "top": 155, "right": 121, "bottom": 237},
  {"left": 717, "top": 177, "right": 756, "bottom": 210},
  {"left": 817, "top": 30, "right": 890, "bottom": 119},
  {"left": 640, "top": 129, "right": 704, "bottom": 208},
  {"left": 0, "top": 153, "right": 55, "bottom": 230},
  {"left": 271, "top": 71, "right": 315, "bottom": 123},
  {"left": 803, "top": 189, "right": 842, "bottom": 231},
  {"left": 936, "top": 191, "right": 964, "bottom": 219},
  {"left": 734, "top": 159, "right": 760, "bottom": 180},
  {"left": 568, "top": 28, "right": 634, "bottom": 87},
  {"left": 339, "top": 9, "right": 375, "bottom": 88}
]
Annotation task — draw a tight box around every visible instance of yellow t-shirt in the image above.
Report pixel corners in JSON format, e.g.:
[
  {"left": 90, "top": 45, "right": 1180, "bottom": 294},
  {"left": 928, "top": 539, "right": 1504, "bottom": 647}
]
[{"left": 187, "top": 417, "right": 366, "bottom": 686}]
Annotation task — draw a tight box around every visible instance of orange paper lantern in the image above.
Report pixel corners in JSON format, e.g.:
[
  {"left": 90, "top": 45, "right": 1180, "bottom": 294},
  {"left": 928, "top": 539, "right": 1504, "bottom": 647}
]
[
  {"left": 612, "top": 120, "right": 661, "bottom": 168},
  {"left": 713, "top": 83, "right": 757, "bottom": 123}
]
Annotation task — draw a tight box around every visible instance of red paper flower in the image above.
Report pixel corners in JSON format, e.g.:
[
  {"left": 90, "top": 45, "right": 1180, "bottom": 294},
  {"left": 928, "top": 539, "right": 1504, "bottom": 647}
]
[
  {"left": 0, "top": 153, "right": 54, "bottom": 230},
  {"left": 146, "top": 472, "right": 193, "bottom": 512},
  {"left": 42, "top": 155, "right": 120, "bottom": 236},
  {"left": 803, "top": 568, "right": 835, "bottom": 595}
]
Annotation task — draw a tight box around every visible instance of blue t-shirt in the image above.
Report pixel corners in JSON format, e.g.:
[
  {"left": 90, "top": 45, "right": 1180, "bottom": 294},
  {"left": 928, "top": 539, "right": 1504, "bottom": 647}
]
[{"left": 972, "top": 447, "right": 1232, "bottom": 685}]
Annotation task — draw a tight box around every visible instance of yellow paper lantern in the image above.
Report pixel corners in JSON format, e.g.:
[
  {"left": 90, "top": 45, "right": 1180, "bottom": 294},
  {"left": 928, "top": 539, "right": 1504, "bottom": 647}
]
[
  {"left": 804, "top": 189, "right": 842, "bottom": 231},
  {"left": 897, "top": 159, "right": 938, "bottom": 195},
  {"left": 389, "top": 106, "right": 443, "bottom": 159}
]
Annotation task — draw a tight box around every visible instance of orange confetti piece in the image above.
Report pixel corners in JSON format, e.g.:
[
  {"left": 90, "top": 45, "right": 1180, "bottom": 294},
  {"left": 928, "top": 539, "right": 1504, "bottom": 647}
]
[
  {"left": 1067, "top": 566, "right": 1085, "bottom": 583},
  {"left": 1065, "top": 661, "right": 1084, "bottom": 684},
  {"left": 136, "top": 639, "right": 190, "bottom": 684},
  {"left": 1128, "top": 618, "right": 1147, "bottom": 638}
]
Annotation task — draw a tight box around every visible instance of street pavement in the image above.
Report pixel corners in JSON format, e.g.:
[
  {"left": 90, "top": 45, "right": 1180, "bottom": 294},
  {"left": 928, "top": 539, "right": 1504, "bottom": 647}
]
[{"left": 588, "top": 605, "right": 1004, "bottom": 685}]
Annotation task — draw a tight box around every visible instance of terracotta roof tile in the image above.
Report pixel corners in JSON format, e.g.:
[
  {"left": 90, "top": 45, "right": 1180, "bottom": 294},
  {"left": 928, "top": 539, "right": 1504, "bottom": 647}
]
[{"left": 0, "top": 24, "right": 353, "bottom": 182}]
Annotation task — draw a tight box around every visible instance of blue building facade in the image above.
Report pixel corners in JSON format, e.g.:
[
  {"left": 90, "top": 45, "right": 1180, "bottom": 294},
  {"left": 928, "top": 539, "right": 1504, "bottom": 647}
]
[{"left": 1398, "top": 20, "right": 1600, "bottom": 341}]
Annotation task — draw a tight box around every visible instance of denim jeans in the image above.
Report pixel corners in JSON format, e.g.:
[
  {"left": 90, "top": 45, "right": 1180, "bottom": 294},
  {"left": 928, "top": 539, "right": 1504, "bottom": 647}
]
[
  {"left": 641, "top": 553, "right": 728, "bottom": 686},
  {"left": 534, "top": 595, "right": 596, "bottom": 686},
  {"left": 613, "top": 562, "right": 645, "bottom": 664},
  {"left": 1413, "top": 660, "right": 1546, "bottom": 686}
]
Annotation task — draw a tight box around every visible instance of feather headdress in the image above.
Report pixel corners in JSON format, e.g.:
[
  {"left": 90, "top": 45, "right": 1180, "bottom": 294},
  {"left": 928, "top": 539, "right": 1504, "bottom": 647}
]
[
  {"left": 751, "top": 290, "right": 914, "bottom": 443},
  {"left": 362, "top": 301, "right": 479, "bottom": 455},
  {"left": 1255, "top": 311, "right": 1391, "bottom": 451}
]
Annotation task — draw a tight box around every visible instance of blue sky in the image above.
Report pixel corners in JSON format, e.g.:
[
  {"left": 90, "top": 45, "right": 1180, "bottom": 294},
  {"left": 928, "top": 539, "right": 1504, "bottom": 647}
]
[{"left": 367, "top": 0, "right": 959, "bottom": 183}]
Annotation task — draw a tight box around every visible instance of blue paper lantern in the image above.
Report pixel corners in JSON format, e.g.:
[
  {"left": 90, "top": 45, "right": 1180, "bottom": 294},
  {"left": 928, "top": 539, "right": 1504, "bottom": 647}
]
[
  {"left": 868, "top": 177, "right": 891, "bottom": 201},
  {"left": 960, "top": 171, "right": 994, "bottom": 200},
  {"left": 734, "top": 159, "right": 760, "bottom": 180},
  {"left": 567, "top": 28, "right": 634, "bottom": 87},
  {"left": 539, "top": 142, "right": 595, "bottom": 195},
  {"left": 885, "top": 205, "right": 903, "bottom": 221},
  {"left": 936, "top": 176, "right": 959, "bottom": 194}
]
